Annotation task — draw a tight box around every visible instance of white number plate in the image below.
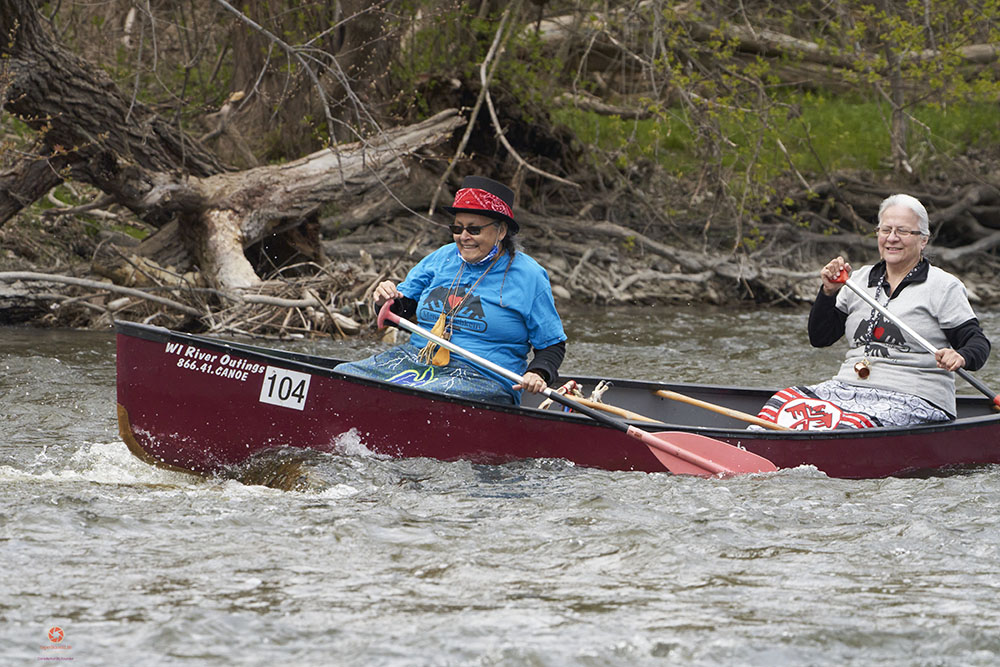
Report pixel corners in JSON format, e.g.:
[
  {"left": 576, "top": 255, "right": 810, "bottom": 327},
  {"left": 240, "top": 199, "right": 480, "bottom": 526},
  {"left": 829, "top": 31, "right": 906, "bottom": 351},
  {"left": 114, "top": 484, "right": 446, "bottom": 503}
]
[{"left": 259, "top": 366, "right": 311, "bottom": 410}]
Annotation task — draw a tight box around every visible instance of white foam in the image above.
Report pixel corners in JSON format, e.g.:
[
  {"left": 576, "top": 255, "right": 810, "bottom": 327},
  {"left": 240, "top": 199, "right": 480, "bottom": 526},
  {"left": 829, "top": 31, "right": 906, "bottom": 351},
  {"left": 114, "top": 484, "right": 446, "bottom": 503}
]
[
  {"left": 316, "top": 483, "right": 362, "bottom": 499},
  {"left": 332, "top": 428, "right": 376, "bottom": 457},
  {"left": 0, "top": 441, "right": 201, "bottom": 487}
]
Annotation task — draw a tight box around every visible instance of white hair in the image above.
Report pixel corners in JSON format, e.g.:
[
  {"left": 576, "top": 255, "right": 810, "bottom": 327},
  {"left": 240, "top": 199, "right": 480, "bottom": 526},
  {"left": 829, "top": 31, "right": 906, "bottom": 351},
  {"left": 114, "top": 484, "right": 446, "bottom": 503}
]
[{"left": 878, "top": 193, "right": 930, "bottom": 235}]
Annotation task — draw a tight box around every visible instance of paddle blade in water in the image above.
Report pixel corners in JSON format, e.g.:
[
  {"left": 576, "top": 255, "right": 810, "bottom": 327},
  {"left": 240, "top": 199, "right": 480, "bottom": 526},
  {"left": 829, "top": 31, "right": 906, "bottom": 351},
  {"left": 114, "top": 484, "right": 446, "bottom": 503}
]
[{"left": 628, "top": 428, "right": 778, "bottom": 476}]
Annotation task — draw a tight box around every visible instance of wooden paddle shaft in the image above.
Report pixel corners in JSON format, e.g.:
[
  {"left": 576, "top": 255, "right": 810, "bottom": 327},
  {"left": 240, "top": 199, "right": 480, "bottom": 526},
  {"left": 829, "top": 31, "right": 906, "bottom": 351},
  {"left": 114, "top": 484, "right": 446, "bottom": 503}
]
[
  {"left": 655, "top": 390, "right": 790, "bottom": 431},
  {"left": 385, "top": 315, "right": 664, "bottom": 430},
  {"left": 571, "top": 397, "right": 659, "bottom": 423}
]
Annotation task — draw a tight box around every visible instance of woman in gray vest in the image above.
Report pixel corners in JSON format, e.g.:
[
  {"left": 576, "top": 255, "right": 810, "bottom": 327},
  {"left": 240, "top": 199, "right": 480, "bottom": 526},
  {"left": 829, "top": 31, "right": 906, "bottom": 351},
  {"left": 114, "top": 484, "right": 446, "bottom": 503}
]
[{"left": 759, "top": 193, "right": 990, "bottom": 429}]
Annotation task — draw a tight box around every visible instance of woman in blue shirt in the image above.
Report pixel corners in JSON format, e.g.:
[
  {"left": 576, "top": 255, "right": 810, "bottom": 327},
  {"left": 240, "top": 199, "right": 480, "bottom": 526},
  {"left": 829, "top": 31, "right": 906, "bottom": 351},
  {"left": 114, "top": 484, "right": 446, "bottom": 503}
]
[{"left": 335, "top": 176, "right": 567, "bottom": 404}]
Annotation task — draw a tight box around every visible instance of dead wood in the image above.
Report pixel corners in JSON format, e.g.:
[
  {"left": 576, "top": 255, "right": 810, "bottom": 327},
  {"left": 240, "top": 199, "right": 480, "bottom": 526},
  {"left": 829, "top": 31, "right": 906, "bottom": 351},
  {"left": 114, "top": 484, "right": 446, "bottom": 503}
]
[
  {"left": 535, "top": 4, "right": 999, "bottom": 113},
  {"left": 2, "top": 0, "right": 464, "bottom": 293},
  {"left": 0, "top": 271, "right": 203, "bottom": 316},
  {"left": 0, "top": 268, "right": 368, "bottom": 337},
  {"left": 553, "top": 91, "right": 656, "bottom": 120}
]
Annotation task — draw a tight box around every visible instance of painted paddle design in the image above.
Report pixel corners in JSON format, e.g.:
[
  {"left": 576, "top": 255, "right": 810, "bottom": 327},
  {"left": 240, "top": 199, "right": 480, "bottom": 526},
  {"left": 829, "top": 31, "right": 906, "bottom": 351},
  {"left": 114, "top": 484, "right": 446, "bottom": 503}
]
[
  {"left": 377, "top": 301, "right": 778, "bottom": 477},
  {"left": 834, "top": 268, "right": 1000, "bottom": 409}
]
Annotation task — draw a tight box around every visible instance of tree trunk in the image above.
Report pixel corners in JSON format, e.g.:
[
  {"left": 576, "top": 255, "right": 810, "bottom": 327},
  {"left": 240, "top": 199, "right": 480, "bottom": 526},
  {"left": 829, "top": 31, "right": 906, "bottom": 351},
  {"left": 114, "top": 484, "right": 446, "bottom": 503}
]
[
  {"left": 0, "top": 154, "right": 66, "bottom": 223},
  {"left": 0, "top": 0, "right": 226, "bottom": 226},
  {"left": 177, "top": 109, "right": 465, "bottom": 288},
  {"left": 1, "top": 0, "right": 464, "bottom": 290}
]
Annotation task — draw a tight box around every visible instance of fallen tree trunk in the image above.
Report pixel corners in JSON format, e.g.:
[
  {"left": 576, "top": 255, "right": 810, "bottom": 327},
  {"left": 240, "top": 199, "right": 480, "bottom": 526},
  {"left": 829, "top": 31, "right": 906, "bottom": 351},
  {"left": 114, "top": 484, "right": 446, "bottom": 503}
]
[
  {"left": 1, "top": 0, "right": 465, "bottom": 290},
  {"left": 535, "top": 4, "right": 1000, "bottom": 102},
  {"left": 114, "top": 109, "right": 464, "bottom": 289},
  {"left": 0, "top": 0, "right": 226, "bottom": 227}
]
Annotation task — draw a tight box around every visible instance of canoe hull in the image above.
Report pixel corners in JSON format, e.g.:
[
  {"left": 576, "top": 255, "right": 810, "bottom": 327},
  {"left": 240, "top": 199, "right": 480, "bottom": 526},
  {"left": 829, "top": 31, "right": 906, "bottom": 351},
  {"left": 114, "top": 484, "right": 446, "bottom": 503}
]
[
  {"left": 116, "top": 322, "right": 1000, "bottom": 479},
  {"left": 115, "top": 324, "right": 667, "bottom": 474}
]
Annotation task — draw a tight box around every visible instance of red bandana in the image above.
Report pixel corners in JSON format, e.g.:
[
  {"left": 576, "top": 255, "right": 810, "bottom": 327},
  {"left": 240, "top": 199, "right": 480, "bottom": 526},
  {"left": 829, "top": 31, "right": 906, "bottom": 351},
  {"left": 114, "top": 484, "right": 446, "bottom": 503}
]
[{"left": 451, "top": 188, "right": 512, "bottom": 220}]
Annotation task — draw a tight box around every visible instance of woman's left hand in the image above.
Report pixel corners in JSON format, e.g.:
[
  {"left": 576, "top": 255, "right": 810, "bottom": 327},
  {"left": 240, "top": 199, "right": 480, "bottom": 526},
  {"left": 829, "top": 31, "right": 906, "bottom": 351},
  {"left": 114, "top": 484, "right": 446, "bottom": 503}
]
[
  {"left": 514, "top": 371, "right": 549, "bottom": 394},
  {"left": 935, "top": 348, "right": 966, "bottom": 371}
]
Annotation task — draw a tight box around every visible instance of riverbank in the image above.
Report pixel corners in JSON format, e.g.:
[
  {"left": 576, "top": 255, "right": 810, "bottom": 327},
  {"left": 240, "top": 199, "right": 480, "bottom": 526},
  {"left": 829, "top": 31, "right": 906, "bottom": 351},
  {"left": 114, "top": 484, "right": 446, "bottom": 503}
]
[
  {"left": 5, "top": 0, "right": 1000, "bottom": 337},
  {"left": 2, "top": 188, "right": 998, "bottom": 337}
]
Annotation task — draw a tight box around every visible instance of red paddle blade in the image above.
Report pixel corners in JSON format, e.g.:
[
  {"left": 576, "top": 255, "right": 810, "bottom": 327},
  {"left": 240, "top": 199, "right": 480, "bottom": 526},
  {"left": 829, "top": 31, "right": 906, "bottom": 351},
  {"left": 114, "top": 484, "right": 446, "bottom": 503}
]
[
  {"left": 629, "top": 428, "right": 778, "bottom": 476},
  {"left": 377, "top": 300, "right": 398, "bottom": 329}
]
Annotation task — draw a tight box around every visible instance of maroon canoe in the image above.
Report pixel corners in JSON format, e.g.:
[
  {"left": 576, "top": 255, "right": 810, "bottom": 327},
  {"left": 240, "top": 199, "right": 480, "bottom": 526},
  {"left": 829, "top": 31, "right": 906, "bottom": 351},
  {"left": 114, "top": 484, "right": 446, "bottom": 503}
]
[{"left": 116, "top": 321, "right": 1000, "bottom": 479}]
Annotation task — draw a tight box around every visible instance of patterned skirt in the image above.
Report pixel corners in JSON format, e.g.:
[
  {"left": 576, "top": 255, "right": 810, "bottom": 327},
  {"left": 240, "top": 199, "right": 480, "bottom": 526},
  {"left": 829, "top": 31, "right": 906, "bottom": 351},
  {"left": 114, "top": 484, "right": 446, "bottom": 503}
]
[
  {"left": 756, "top": 379, "right": 949, "bottom": 430},
  {"left": 334, "top": 345, "right": 515, "bottom": 405}
]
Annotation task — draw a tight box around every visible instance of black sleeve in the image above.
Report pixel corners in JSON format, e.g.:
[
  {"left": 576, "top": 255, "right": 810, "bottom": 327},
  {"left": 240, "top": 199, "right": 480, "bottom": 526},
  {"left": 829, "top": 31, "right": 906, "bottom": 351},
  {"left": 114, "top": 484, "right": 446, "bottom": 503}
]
[
  {"left": 944, "top": 318, "right": 991, "bottom": 372},
  {"left": 387, "top": 297, "right": 417, "bottom": 320},
  {"left": 526, "top": 340, "right": 566, "bottom": 384},
  {"left": 808, "top": 287, "right": 848, "bottom": 347}
]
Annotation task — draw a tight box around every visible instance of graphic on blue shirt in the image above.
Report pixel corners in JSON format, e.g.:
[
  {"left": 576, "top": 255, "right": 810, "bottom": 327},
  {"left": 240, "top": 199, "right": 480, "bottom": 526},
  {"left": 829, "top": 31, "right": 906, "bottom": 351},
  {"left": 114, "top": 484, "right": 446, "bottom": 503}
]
[
  {"left": 419, "top": 285, "right": 487, "bottom": 333},
  {"left": 397, "top": 243, "right": 566, "bottom": 401}
]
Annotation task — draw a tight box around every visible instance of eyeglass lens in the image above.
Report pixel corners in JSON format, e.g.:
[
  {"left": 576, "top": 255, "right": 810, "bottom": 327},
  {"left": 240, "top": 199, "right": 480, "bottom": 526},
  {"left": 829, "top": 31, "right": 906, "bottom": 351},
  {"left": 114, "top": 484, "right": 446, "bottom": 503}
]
[
  {"left": 877, "top": 227, "right": 918, "bottom": 237},
  {"left": 449, "top": 223, "right": 495, "bottom": 235}
]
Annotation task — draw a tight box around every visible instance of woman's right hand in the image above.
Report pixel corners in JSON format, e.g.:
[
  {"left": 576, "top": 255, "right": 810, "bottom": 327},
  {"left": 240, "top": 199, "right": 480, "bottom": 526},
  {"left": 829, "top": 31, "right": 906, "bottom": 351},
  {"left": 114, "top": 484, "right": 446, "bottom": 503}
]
[
  {"left": 373, "top": 280, "right": 402, "bottom": 304},
  {"left": 820, "top": 256, "right": 851, "bottom": 296}
]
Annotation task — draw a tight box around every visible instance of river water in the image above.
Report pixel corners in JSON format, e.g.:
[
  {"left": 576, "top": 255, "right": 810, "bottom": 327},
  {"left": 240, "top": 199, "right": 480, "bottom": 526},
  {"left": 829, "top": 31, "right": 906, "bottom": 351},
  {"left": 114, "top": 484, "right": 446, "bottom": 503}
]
[{"left": 3, "top": 305, "right": 1000, "bottom": 665}]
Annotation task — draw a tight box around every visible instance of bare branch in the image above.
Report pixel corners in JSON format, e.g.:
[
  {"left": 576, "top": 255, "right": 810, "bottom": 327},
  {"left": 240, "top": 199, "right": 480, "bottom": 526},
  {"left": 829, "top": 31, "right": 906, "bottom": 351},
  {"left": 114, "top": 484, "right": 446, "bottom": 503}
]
[{"left": 0, "top": 271, "right": 203, "bottom": 316}]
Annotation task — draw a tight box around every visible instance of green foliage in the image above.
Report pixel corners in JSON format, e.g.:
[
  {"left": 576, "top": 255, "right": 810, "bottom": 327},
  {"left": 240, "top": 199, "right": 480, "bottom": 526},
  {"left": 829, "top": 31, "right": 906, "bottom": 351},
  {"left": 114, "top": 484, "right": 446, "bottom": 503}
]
[
  {"left": 551, "top": 106, "right": 698, "bottom": 172},
  {"left": 740, "top": 226, "right": 765, "bottom": 252},
  {"left": 0, "top": 113, "right": 33, "bottom": 153},
  {"left": 391, "top": 4, "right": 484, "bottom": 93},
  {"left": 554, "top": 95, "right": 1000, "bottom": 181}
]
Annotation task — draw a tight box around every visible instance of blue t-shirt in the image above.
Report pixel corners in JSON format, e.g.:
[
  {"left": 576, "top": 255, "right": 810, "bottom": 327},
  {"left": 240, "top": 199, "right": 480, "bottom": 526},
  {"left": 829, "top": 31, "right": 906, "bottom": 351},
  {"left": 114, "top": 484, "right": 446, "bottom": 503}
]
[{"left": 398, "top": 244, "right": 566, "bottom": 399}]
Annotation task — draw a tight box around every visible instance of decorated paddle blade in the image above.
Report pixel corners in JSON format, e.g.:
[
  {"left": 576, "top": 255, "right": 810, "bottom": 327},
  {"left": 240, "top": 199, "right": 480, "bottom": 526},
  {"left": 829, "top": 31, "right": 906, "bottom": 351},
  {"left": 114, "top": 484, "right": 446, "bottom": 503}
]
[{"left": 629, "top": 427, "right": 778, "bottom": 476}]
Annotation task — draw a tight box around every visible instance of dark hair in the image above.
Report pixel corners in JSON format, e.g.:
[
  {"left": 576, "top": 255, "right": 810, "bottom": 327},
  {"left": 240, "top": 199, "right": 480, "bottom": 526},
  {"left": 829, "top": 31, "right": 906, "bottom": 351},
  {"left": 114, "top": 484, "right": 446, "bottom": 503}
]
[
  {"left": 501, "top": 234, "right": 519, "bottom": 257},
  {"left": 497, "top": 229, "right": 521, "bottom": 308}
]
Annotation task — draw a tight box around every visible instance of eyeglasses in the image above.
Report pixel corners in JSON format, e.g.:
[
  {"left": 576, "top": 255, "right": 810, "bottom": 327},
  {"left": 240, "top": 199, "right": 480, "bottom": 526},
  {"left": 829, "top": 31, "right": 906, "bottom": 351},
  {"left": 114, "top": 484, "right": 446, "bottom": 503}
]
[
  {"left": 876, "top": 226, "right": 923, "bottom": 238},
  {"left": 449, "top": 222, "right": 498, "bottom": 236}
]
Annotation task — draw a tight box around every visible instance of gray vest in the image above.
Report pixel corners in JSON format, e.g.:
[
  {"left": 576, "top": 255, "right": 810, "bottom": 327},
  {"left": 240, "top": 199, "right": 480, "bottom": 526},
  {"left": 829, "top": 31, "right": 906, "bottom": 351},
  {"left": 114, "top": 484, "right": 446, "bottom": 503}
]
[{"left": 832, "top": 264, "right": 976, "bottom": 416}]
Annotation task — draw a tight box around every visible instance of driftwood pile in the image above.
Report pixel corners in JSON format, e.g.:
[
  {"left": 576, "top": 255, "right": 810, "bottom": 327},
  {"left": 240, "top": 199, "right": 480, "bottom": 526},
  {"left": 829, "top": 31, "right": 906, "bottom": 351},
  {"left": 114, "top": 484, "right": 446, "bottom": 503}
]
[{"left": 0, "top": 268, "right": 370, "bottom": 338}]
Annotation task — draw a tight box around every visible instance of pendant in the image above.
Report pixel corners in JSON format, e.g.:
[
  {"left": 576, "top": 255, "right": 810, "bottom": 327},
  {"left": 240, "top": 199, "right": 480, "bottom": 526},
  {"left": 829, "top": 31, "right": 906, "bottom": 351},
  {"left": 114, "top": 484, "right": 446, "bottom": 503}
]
[
  {"left": 417, "top": 312, "right": 451, "bottom": 366},
  {"left": 854, "top": 359, "right": 871, "bottom": 379}
]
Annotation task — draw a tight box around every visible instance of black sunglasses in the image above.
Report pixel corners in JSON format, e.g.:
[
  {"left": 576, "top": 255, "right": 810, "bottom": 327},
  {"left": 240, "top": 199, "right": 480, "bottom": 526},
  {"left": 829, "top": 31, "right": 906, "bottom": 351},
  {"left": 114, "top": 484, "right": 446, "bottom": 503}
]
[{"left": 449, "top": 221, "right": 498, "bottom": 236}]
